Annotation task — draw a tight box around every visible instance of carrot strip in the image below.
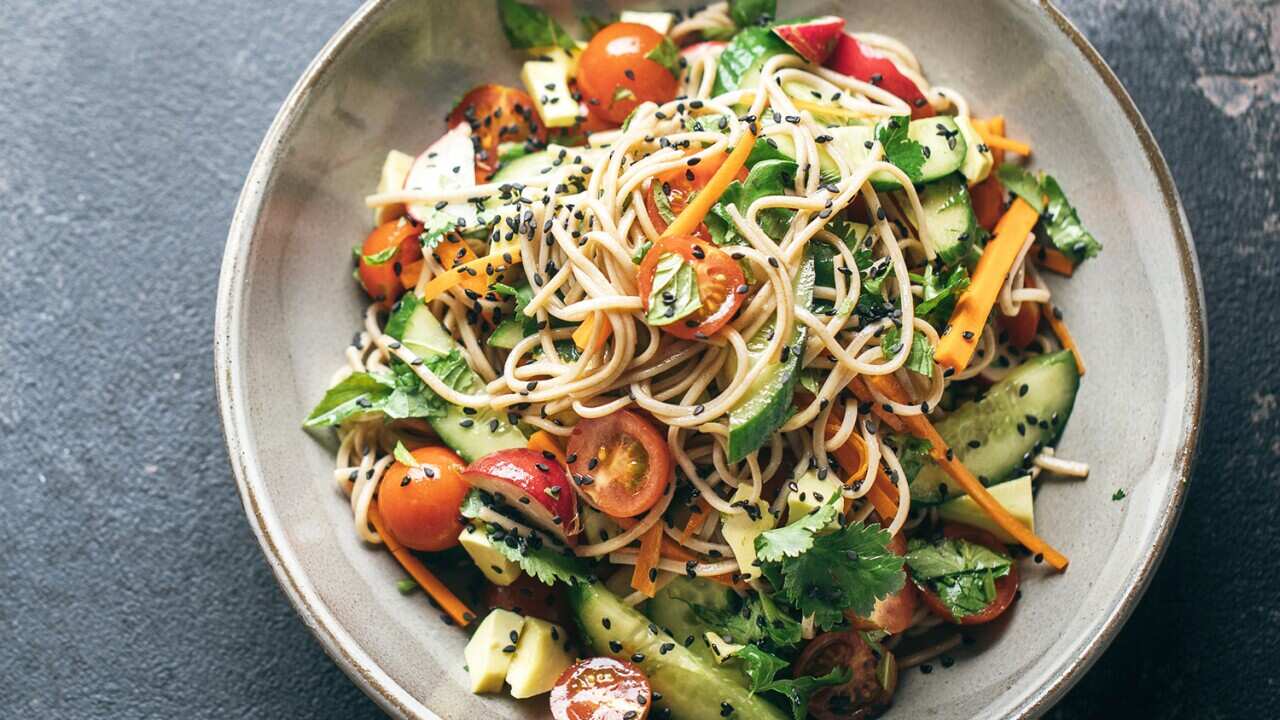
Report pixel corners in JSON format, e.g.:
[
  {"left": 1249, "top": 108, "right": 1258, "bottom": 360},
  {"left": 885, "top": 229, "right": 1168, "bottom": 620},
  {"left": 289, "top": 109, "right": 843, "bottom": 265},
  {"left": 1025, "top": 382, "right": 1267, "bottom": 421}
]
[
  {"left": 981, "top": 134, "right": 1031, "bottom": 157},
  {"left": 1034, "top": 246, "right": 1076, "bottom": 277},
  {"left": 862, "top": 374, "right": 1069, "bottom": 570},
  {"left": 527, "top": 430, "right": 567, "bottom": 466},
  {"left": 935, "top": 199, "right": 1041, "bottom": 373},
  {"left": 847, "top": 377, "right": 906, "bottom": 433},
  {"left": 660, "top": 131, "right": 756, "bottom": 239},
  {"left": 399, "top": 259, "right": 424, "bottom": 290},
  {"left": 572, "top": 312, "right": 611, "bottom": 351},
  {"left": 1042, "top": 302, "right": 1086, "bottom": 375},
  {"left": 630, "top": 522, "right": 665, "bottom": 597},
  {"left": 679, "top": 497, "right": 712, "bottom": 543},
  {"left": 369, "top": 503, "right": 475, "bottom": 626},
  {"left": 865, "top": 471, "right": 899, "bottom": 525},
  {"left": 420, "top": 246, "right": 522, "bottom": 302},
  {"left": 971, "top": 116, "right": 1007, "bottom": 165},
  {"left": 969, "top": 175, "right": 1005, "bottom": 232},
  {"left": 431, "top": 236, "right": 488, "bottom": 295}
]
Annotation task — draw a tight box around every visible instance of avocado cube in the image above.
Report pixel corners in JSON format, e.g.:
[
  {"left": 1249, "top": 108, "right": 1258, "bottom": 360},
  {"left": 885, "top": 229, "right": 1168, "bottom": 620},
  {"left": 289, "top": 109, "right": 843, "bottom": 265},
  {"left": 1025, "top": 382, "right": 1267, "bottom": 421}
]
[
  {"left": 506, "top": 617, "right": 576, "bottom": 699},
  {"left": 459, "top": 522, "right": 522, "bottom": 586},
  {"left": 520, "top": 52, "right": 578, "bottom": 129},
  {"left": 464, "top": 609, "right": 525, "bottom": 693},
  {"left": 720, "top": 486, "right": 775, "bottom": 581},
  {"left": 786, "top": 470, "right": 843, "bottom": 528},
  {"left": 937, "top": 475, "right": 1034, "bottom": 544}
]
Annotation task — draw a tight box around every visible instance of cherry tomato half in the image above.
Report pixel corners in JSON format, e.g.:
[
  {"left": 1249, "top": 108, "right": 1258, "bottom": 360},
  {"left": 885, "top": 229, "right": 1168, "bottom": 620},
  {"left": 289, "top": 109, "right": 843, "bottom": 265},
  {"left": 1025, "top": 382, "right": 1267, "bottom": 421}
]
[
  {"left": 484, "top": 574, "right": 571, "bottom": 628},
  {"left": 914, "top": 524, "right": 1021, "bottom": 625},
  {"left": 549, "top": 81, "right": 620, "bottom": 147},
  {"left": 998, "top": 275, "right": 1040, "bottom": 349},
  {"left": 378, "top": 446, "right": 468, "bottom": 552},
  {"left": 550, "top": 657, "right": 652, "bottom": 720},
  {"left": 795, "top": 631, "right": 894, "bottom": 720},
  {"left": 636, "top": 235, "right": 747, "bottom": 341},
  {"left": 446, "top": 84, "right": 547, "bottom": 181},
  {"left": 864, "top": 533, "right": 919, "bottom": 635},
  {"left": 358, "top": 217, "right": 423, "bottom": 309},
  {"left": 566, "top": 410, "right": 671, "bottom": 518},
  {"left": 578, "top": 23, "right": 678, "bottom": 125},
  {"left": 643, "top": 151, "right": 747, "bottom": 242},
  {"left": 970, "top": 174, "right": 1005, "bottom": 232}
]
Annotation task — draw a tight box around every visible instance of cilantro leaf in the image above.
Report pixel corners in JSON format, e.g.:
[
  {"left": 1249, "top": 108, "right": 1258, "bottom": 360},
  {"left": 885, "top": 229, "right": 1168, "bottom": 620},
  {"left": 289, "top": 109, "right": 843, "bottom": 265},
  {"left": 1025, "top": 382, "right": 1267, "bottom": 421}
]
[
  {"left": 996, "top": 163, "right": 1045, "bottom": 214},
  {"left": 578, "top": 14, "right": 613, "bottom": 36},
  {"left": 729, "top": 646, "right": 851, "bottom": 720},
  {"left": 1041, "top": 174, "right": 1102, "bottom": 262},
  {"left": 645, "top": 37, "right": 681, "bottom": 76},
  {"left": 732, "top": 645, "right": 790, "bottom": 694},
  {"left": 496, "top": 0, "right": 577, "bottom": 52},
  {"left": 492, "top": 281, "right": 538, "bottom": 334},
  {"left": 880, "top": 326, "right": 934, "bottom": 378},
  {"left": 755, "top": 494, "right": 841, "bottom": 563},
  {"left": 1112, "top": 488, "right": 1127, "bottom": 501},
  {"left": 685, "top": 590, "right": 804, "bottom": 651},
  {"left": 644, "top": 252, "right": 702, "bottom": 326},
  {"left": 892, "top": 434, "right": 933, "bottom": 484},
  {"left": 915, "top": 264, "right": 969, "bottom": 327},
  {"left": 487, "top": 522, "right": 590, "bottom": 586},
  {"left": 905, "top": 536, "right": 1012, "bottom": 618},
  {"left": 384, "top": 362, "right": 450, "bottom": 419},
  {"left": 729, "top": 0, "right": 777, "bottom": 28},
  {"left": 762, "top": 521, "right": 905, "bottom": 629},
  {"left": 877, "top": 116, "right": 926, "bottom": 183}
]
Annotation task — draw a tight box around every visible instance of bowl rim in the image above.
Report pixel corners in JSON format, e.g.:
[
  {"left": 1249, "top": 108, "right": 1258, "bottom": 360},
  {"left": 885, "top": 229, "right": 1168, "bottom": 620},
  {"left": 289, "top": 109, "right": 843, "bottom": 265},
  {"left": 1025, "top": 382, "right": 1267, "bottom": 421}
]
[{"left": 214, "top": 2, "right": 1206, "bottom": 718}]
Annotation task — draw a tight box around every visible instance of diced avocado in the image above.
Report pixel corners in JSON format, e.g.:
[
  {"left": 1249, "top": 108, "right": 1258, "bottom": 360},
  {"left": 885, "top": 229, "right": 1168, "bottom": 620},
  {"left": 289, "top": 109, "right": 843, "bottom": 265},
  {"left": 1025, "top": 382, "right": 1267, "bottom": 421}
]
[
  {"left": 909, "top": 351, "right": 1080, "bottom": 504},
  {"left": 720, "top": 486, "right": 776, "bottom": 581},
  {"left": 703, "top": 631, "right": 745, "bottom": 664},
  {"left": 955, "top": 116, "right": 993, "bottom": 184},
  {"left": 506, "top": 617, "right": 575, "bottom": 699},
  {"left": 459, "top": 522, "right": 522, "bottom": 586},
  {"left": 786, "top": 470, "right": 843, "bottom": 527},
  {"left": 385, "top": 295, "right": 527, "bottom": 462},
  {"left": 464, "top": 609, "right": 525, "bottom": 694},
  {"left": 619, "top": 10, "right": 675, "bottom": 35},
  {"left": 569, "top": 582, "right": 788, "bottom": 720},
  {"left": 910, "top": 174, "right": 977, "bottom": 265},
  {"left": 646, "top": 577, "right": 738, "bottom": 669},
  {"left": 521, "top": 51, "right": 577, "bottom": 129},
  {"left": 726, "top": 250, "right": 815, "bottom": 462},
  {"left": 938, "top": 475, "right": 1034, "bottom": 543},
  {"left": 373, "top": 149, "right": 413, "bottom": 225}
]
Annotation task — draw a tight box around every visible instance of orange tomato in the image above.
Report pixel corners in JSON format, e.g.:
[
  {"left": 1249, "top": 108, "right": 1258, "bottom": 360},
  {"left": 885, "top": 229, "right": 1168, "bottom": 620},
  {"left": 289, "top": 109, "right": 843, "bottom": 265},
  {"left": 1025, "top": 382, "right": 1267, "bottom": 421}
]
[
  {"left": 378, "top": 446, "right": 468, "bottom": 552},
  {"left": 577, "top": 23, "right": 678, "bottom": 124}
]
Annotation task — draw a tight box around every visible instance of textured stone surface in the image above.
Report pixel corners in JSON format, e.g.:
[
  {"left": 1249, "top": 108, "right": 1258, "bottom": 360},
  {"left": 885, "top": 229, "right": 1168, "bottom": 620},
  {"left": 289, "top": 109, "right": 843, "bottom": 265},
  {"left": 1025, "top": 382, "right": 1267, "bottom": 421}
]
[{"left": 0, "top": 1, "right": 1274, "bottom": 717}]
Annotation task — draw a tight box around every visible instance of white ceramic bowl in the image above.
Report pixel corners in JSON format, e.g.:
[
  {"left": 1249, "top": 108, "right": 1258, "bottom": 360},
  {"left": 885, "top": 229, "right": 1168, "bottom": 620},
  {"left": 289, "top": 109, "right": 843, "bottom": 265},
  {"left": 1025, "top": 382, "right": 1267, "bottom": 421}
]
[{"left": 216, "top": 2, "right": 1205, "bottom": 717}]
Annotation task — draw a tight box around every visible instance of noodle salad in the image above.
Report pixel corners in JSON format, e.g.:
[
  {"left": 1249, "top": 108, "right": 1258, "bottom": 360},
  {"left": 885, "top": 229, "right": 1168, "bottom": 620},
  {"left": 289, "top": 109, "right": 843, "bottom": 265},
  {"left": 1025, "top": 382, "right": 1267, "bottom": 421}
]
[{"left": 304, "top": 2, "right": 1101, "bottom": 718}]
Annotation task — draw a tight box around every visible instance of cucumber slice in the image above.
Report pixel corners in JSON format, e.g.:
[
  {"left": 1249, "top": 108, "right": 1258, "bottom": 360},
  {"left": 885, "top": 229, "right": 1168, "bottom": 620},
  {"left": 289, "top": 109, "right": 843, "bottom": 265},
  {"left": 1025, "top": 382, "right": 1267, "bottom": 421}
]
[
  {"left": 568, "top": 583, "right": 788, "bottom": 720},
  {"left": 486, "top": 319, "right": 525, "bottom": 349},
  {"left": 726, "top": 251, "right": 816, "bottom": 462},
  {"left": 910, "top": 174, "right": 977, "bottom": 265},
  {"left": 826, "top": 116, "right": 968, "bottom": 190},
  {"left": 646, "top": 577, "right": 740, "bottom": 671},
  {"left": 909, "top": 351, "right": 1080, "bottom": 505}
]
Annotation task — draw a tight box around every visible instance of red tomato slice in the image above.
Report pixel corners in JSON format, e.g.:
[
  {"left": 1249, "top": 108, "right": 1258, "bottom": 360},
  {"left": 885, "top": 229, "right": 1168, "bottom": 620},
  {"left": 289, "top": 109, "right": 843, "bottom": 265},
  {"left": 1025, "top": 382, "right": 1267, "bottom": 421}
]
[
  {"left": 378, "top": 446, "right": 468, "bottom": 552},
  {"left": 795, "top": 631, "right": 894, "bottom": 720},
  {"left": 825, "top": 33, "right": 934, "bottom": 119},
  {"left": 566, "top": 410, "right": 671, "bottom": 518},
  {"left": 643, "top": 151, "right": 747, "bottom": 242},
  {"left": 998, "top": 276, "right": 1040, "bottom": 349},
  {"left": 446, "top": 84, "right": 548, "bottom": 181},
  {"left": 578, "top": 23, "right": 679, "bottom": 125},
  {"left": 914, "top": 523, "right": 1021, "bottom": 625},
  {"left": 550, "top": 657, "right": 652, "bottom": 720},
  {"left": 358, "top": 217, "right": 423, "bottom": 309},
  {"left": 865, "top": 533, "right": 919, "bottom": 634},
  {"left": 636, "top": 235, "right": 747, "bottom": 341},
  {"left": 970, "top": 174, "right": 1005, "bottom": 232}
]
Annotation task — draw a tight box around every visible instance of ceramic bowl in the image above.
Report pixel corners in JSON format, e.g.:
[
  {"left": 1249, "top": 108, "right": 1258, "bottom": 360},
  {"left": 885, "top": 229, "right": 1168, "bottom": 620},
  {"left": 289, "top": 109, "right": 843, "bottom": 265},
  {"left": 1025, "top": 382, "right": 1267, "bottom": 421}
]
[{"left": 215, "top": 1, "right": 1205, "bottom": 717}]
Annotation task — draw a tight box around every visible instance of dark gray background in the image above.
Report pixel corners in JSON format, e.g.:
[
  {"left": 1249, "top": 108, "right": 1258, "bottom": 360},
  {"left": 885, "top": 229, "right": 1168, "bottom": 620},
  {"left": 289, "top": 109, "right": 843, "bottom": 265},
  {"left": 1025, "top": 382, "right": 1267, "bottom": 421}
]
[{"left": 1, "top": 0, "right": 1275, "bottom": 717}]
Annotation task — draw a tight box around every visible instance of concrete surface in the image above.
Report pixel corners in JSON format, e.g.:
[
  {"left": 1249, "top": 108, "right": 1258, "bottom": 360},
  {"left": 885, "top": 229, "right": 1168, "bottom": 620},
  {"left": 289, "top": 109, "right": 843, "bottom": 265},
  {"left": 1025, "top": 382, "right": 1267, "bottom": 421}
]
[{"left": 0, "top": 1, "right": 1276, "bottom": 717}]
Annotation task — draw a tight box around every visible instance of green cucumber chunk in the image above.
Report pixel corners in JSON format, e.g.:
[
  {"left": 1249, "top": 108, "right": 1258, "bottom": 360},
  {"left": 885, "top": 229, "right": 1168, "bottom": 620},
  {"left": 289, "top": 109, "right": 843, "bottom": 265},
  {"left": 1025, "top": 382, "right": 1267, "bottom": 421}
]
[
  {"left": 909, "top": 350, "right": 1080, "bottom": 505},
  {"left": 910, "top": 174, "right": 977, "bottom": 265},
  {"left": 568, "top": 582, "right": 787, "bottom": 720}
]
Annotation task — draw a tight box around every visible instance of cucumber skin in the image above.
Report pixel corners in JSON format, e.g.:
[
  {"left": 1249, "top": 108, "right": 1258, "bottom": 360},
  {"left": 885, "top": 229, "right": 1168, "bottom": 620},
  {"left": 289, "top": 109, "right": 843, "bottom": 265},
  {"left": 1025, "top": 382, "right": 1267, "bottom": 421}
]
[
  {"left": 568, "top": 583, "right": 788, "bottom": 720},
  {"left": 910, "top": 351, "right": 1080, "bottom": 505}
]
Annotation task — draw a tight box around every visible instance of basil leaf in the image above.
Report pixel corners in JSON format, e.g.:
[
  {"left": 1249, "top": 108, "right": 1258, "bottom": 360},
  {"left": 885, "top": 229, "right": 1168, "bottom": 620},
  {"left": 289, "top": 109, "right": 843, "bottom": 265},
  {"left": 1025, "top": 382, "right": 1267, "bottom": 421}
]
[
  {"left": 996, "top": 163, "right": 1045, "bottom": 214},
  {"left": 631, "top": 239, "right": 653, "bottom": 265},
  {"left": 1041, "top": 174, "right": 1101, "bottom": 262},
  {"left": 707, "top": 158, "right": 796, "bottom": 244},
  {"left": 645, "top": 36, "right": 681, "bottom": 76},
  {"left": 492, "top": 281, "right": 538, "bottom": 334},
  {"left": 303, "top": 372, "right": 394, "bottom": 428},
  {"left": 496, "top": 0, "right": 577, "bottom": 52},
  {"left": 644, "top": 252, "right": 702, "bottom": 326},
  {"left": 729, "top": 0, "right": 777, "bottom": 28},
  {"left": 878, "top": 116, "right": 926, "bottom": 183},
  {"left": 384, "top": 363, "right": 450, "bottom": 420},
  {"left": 652, "top": 183, "right": 678, "bottom": 224},
  {"left": 714, "top": 26, "right": 790, "bottom": 95},
  {"left": 362, "top": 244, "right": 399, "bottom": 266}
]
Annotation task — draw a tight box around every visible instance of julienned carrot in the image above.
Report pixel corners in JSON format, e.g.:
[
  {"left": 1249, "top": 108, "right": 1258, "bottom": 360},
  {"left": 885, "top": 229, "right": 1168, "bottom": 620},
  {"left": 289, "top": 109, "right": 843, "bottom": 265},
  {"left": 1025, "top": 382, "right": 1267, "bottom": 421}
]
[
  {"left": 679, "top": 497, "right": 712, "bottom": 543},
  {"left": 981, "top": 134, "right": 1031, "bottom": 157},
  {"left": 572, "top": 312, "right": 610, "bottom": 351},
  {"left": 420, "top": 246, "right": 522, "bottom": 303},
  {"left": 1042, "top": 302, "right": 1086, "bottom": 375},
  {"left": 971, "top": 116, "right": 1007, "bottom": 165},
  {"left": 847, "top": 377, "right": 906, "bottom": 433},
  {"left": 368, "top": 503, "right": 475, "bottom": 627},
  {"left": 862, "top": 373, "right": 1069, "bottom": 571},
  {"left": 431, "top": 236, "right": 486, "bottom": 294},
  {"left": 660, "top": 130, "right": 756, "bottom": 239},
  {"left": 1034, "top": 246, "right": 1076, "bottom": 277},
  {"left": 400, "top": 259, "right": 424, "bottom": 289},
  {"left": 935, "top": 199, "right": 1041, "bottom": 373},
  {"left": 527, "top": 430, "right": 567, "bottom": 466},
  {"left": 630, "top": 522, "right": 665, "bottom": 597}
]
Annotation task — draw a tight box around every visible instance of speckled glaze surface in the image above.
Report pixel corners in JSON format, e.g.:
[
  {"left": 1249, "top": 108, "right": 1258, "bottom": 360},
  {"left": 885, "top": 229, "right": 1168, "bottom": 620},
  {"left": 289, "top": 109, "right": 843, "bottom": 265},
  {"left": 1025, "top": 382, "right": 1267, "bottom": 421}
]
[{"left": 214, "top": 2, "right": 1204, "bottom": 718}]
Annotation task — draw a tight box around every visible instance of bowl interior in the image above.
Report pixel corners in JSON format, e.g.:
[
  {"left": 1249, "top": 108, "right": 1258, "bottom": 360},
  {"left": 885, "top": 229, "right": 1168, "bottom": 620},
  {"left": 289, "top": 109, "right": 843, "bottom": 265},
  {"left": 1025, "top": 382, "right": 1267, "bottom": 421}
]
[{"left": 217, "top": 1, "right": 1202, "bottom": 718}]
